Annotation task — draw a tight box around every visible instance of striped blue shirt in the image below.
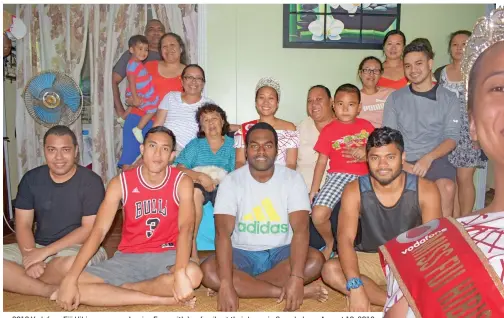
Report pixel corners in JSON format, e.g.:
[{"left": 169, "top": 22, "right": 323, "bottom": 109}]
[{"left": 174, "top": 136, "right": 235, "bottom": 172}]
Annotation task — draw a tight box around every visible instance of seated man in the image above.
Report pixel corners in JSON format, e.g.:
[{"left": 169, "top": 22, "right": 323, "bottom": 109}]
[
  {"left": 382, "top": 13, "right": 504, "bottom": 317},
  {"left": 53, "top": 126, "right": 202, "bottom": 310},
  {"left": 3, "top": 125, "right": 107, "bottom": 297},
  {"left": 382, "top": 40, "right": 461, "bottom": 217},
  {"left": 321, "top": 127, "right": 442, "bottom": 311},
  {"left": 201, "top": 122, "right": 327, "bottom": 312}
]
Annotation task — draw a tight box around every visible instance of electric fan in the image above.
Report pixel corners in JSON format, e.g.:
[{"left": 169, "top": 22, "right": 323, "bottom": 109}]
[{"left": 22, "top": 71, "right": 83, "bottom": 127}]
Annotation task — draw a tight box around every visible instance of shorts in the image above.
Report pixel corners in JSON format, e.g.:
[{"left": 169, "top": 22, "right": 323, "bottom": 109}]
[
  {"left": 3, "top": 243, "right": 107, "bottom": 266},
  {"left": 118, "top": 113, "right": 154, "bottom": 168},
  {"left": 407, "top": 155, "right": 456, "bottom": 182},
  {"left": 232, "top": 244, "right": 290, "bottom": 277},
  {"left": 84, "top": 250, "right": 176, "bottom": 286},
  {"left": 354, "top": 252, "right": 386, "bottom": 286},
  {"left": 194, "top": 183, "right": 218, "bottom": 206},
  {"left": 313, "top": 172, "right": 358, "bottom": 209}
]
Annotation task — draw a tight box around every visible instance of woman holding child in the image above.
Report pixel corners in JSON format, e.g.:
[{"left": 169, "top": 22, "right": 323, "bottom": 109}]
[{"left": 234, "top": 77, "right": 299, "bottom": 170}]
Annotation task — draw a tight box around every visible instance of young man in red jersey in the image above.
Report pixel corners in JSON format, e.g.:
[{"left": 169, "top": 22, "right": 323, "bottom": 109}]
[{"left": 52, "top": 126, "right": 202, "bottom": 310}]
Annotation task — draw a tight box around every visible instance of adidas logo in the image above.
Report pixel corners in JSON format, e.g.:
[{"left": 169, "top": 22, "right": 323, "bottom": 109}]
[
  {"left": 238, "top": 198, "right": 288, "bottom": 234},
  {"left": 132, "top": 187, "right": 140, "bottom": 194}
]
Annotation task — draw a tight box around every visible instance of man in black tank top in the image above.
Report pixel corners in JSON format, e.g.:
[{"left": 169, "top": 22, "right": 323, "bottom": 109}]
[{"left": 320, "top": 127, "right": 442, "bottom": 311}]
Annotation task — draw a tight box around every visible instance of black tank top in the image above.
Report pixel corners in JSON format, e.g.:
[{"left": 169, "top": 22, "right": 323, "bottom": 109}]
[{"left": 355, "top": 172, "right": 421, "bottom": 252}]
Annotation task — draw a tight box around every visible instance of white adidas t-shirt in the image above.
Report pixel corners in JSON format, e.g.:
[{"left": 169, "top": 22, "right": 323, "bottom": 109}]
[{"left": 214, "top": 164, "right": 311, "bottom": 251}]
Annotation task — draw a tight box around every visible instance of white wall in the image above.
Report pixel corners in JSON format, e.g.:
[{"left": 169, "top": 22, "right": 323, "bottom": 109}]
[{"left": 206, "top": 4, "right": 488, "bottom": 125}]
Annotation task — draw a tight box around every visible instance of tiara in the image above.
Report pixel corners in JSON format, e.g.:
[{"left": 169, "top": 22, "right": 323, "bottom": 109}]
[
  {"left": 255, "top": 77, "right": 281, "bottom": 101},
  {"left": 462, "top": 7, "right": 504, "bottom": 102}
]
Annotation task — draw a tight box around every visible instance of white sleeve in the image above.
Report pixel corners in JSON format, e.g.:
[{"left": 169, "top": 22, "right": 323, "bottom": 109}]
[
  {"left": 233, "top": 128, "right": 244, "bottom": 149},
  {"left": 213, "top": 174, "right": 238, "bottom": 217},
  {"left": 159, "top": 92, "right": 175, "bottom": 111},
  {"left": 287, "top": 171, "right": 311, "bottom": 213},
  {"left": 383, "top": 264, "right": 416, "bottom": 317}
]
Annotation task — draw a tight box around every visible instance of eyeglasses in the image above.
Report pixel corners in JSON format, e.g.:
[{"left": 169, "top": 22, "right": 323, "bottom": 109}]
[
  {"left": 361, "top": 68, "right": 382, "bottom": 75},
  {"left": 183, "top": 75, "right": 205, "bottom": 83}
]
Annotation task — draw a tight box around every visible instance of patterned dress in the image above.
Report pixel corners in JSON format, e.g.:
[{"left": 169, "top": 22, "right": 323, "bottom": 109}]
[
  {"left": 234, "top": 127, "right": 300, "bottom": 165},
  {"left": 439, "top": 67, "right": 487, "bottom": 168}
]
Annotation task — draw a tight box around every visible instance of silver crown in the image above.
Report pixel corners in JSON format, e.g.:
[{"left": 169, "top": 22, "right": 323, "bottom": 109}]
[
  {"left": 463, "top": 8, "right": 504, "bottom": 103},
  {"left": 255, "top": 77, "right": 281, "bottom": 101}
]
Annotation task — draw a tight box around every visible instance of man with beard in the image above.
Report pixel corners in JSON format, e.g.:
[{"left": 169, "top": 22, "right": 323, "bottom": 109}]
[
  {"left": 201, "top": 122, "right": 328, "bottom": 312},
  {"left": 320, "top": 127, "right": 441, "bottom": 311},
  {"left": 382, "top": 40, "right": 461, "bottom": 218},
  {"left": 113, "top": 19, "right": 165, "bottom": 121}
]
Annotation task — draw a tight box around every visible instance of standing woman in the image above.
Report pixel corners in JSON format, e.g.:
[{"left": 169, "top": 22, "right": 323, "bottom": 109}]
[
  {"left": 435, "top": 30, "right": 487, "bottom": 217},
  {"left": 357, "top": 56, "right": 395, "bottom": 128},
  {"left": 378, "top": 30, "right": 408, "bottom": 90},
  {"left": 145, "top": 32, "right": 187, "bottom": 99},
  {"left": 118, "top": 32, "right": 187, "bottom": 170},
  {"left": 234, "top": 77, "right": 299, "bottom": 170}
]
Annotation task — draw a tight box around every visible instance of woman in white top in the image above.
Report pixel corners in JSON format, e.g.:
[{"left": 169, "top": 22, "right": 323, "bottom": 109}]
[
  {"left": 153, "top": 64, "right": 213, "bottom": 152},
  {"left": 234, "top": 77, "right": 299, "bottom": 170}
]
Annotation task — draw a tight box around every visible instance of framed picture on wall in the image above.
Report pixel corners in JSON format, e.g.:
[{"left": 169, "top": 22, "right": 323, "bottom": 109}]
[{"left": 283, "top": 4, "right": 401, "bottom": 49}]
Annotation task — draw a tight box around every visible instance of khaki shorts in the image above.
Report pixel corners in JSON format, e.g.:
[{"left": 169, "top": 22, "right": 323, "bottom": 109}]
[
  {"left": 356, "top": 252, "right": 386, "bottom": 286},
  {"left": 3, "top": 243, "right": 107, "bottom": 267}
]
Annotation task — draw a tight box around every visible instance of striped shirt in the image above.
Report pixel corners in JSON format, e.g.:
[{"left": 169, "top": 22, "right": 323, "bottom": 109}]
[
  {"left": 174, "top": 136, "right": 235, "bottom": 172},
  {"left": 126, "top": 60, "right": 159, "bottom": 114},
  {"left": 158, "top": 92, "right": 214, "bottom": 149}
]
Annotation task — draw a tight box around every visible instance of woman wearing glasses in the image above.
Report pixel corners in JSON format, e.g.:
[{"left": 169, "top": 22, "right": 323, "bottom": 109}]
[
  {"left": 153, "top": 64, "right": 214, "bottom": 153},
  {"left": 357, "top": 56, "right": 395, "bottom": 128}
]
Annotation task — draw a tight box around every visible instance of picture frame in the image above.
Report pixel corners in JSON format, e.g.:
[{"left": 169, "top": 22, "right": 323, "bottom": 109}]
[{"left": 283, "top": 4, "right": 401, "bottom": 50}]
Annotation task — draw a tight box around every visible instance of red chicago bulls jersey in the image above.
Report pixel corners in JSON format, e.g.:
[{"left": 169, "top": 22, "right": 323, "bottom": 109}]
[{"left": 118, "top": 165, "right": 184, "bottom": 253}]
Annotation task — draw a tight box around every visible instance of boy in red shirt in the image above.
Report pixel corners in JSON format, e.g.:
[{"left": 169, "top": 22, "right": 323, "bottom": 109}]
[{"left": 310, "top": 84, "right": 375, "bottom": 260}]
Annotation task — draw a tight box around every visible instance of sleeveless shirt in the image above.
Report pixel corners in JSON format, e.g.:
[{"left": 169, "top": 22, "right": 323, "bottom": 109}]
[
  {"left": 356, "top": 172, "right": 421, "bottom": 252},
  {"left": 118, "top": 165, "right": 184, "bottom": 253}
]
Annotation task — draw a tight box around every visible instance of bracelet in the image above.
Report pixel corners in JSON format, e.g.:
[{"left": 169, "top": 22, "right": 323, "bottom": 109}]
[
  {"left": 290, "top": 274, "right": 304, "bottom": 280},
  {"left": 346, "top": 277, "right": 364, "bottom": 291}
]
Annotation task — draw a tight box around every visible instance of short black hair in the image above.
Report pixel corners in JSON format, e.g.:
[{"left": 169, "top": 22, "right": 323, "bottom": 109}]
[
  {"left": 128, "top": 35, "right": 149, "bottom": 48},
  {"left": 403, "top": 38, "right": 435, "bottom": 60},
  {"left": 308, "top": 85, "right": 331, "bottom": 99},
  {"left": 382, "top": 30, "right": 406, "bottom": 49},
  {"left": 358, "top": 56, "right": 383, "bottom": 72},
  {"left": 43, "top": 125, "right": 77, "bottom": 146},
  {"left": 334, "top": 83, "right": 361, "bottom": 104},
  {"left": 195, "top": 103, "right": 230, "bottom": 138},
  {"left": 143, "top": 126, "right": 176, "bottom": 147},
  {"left": 245, "top": 122, "right": 278, "bottom": 149},
  {"left": 182, "top": 64, "right": 206, "bottom": 83},
  {"left": 366, "top": 126, "right": 404, "bottom": 154}
]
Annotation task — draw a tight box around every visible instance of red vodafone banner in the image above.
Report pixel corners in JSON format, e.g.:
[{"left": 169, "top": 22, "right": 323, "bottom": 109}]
[{"left": 379, "top": 217, "right": 504, "bottom": 318}]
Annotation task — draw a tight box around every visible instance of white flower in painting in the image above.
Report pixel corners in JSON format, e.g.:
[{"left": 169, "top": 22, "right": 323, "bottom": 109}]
[
  {"left": 331, "top": 4, "right": 360, "bottom": 16},
  {"left": 308, "top": 16, "right": 345, "bottom": 41},
  {"left": 327, "top": 17, "right": 345, "bottom": 40}
]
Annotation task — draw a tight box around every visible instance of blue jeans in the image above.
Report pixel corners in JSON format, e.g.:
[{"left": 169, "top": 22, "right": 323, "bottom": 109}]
[
  {"left": 117, "top": 113, "right": 153, "bottom": 168},
  {"left": 232, "top": 244, "right": 291, "bottom": 276}
]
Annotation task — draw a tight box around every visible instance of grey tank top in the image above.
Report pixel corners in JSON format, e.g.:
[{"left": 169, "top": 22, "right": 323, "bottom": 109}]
[{"left": 355, "top": 172, "right": 422, "bottom": 253}]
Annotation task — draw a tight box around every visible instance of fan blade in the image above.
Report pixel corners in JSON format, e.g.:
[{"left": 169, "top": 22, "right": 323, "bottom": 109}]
[
  {"left": 28, "top": 73, "right": 56, "bottom": 98},
  {"left": 54, "top": 80, "right": 81, "bottom": 113},
  {"left": 33, "top": 105, "right": 61, "bottom": 124}
]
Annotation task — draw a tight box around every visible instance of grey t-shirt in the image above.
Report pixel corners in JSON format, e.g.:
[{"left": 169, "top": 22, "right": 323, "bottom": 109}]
[
  {"left": 214, "top": 164, "right": 311, "bottom": 251},
  {"left": 382, "top": 84, "right": 461, "bottom": 161},
  {"left": 112, "top": 50, "right": 161, "bottom": 79}
]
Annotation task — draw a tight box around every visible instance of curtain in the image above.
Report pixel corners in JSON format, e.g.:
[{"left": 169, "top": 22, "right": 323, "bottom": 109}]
[
  {"left": 15, "top": 4, "right": 89, "bottom": 181},
  {"left": 15, "top": 4, "right": 198, "bottom": 183},
  {"left": 89, "top": 4, "right": 198, "bottom": 183},
  {"left": 88, "top": 4, "right": 149, "bottom": 183}
]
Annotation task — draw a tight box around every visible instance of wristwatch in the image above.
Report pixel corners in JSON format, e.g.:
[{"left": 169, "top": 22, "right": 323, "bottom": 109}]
[{"left": 346, "top": 277, "right": 364, "bottom": 291}]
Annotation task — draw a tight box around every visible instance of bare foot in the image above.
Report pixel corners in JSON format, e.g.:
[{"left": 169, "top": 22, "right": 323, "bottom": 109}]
[
  {"left": 303, "top": 283, "right": 329, "bottom": 303},
  {"left": 182, "top": 296, "right": 197, "bottom": 309},
  {"left": 321, "top": 246, "right": 333, "bottom": 260},
  {"left": 207, "top": 288, "right": 217, "bottom": 297}
]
